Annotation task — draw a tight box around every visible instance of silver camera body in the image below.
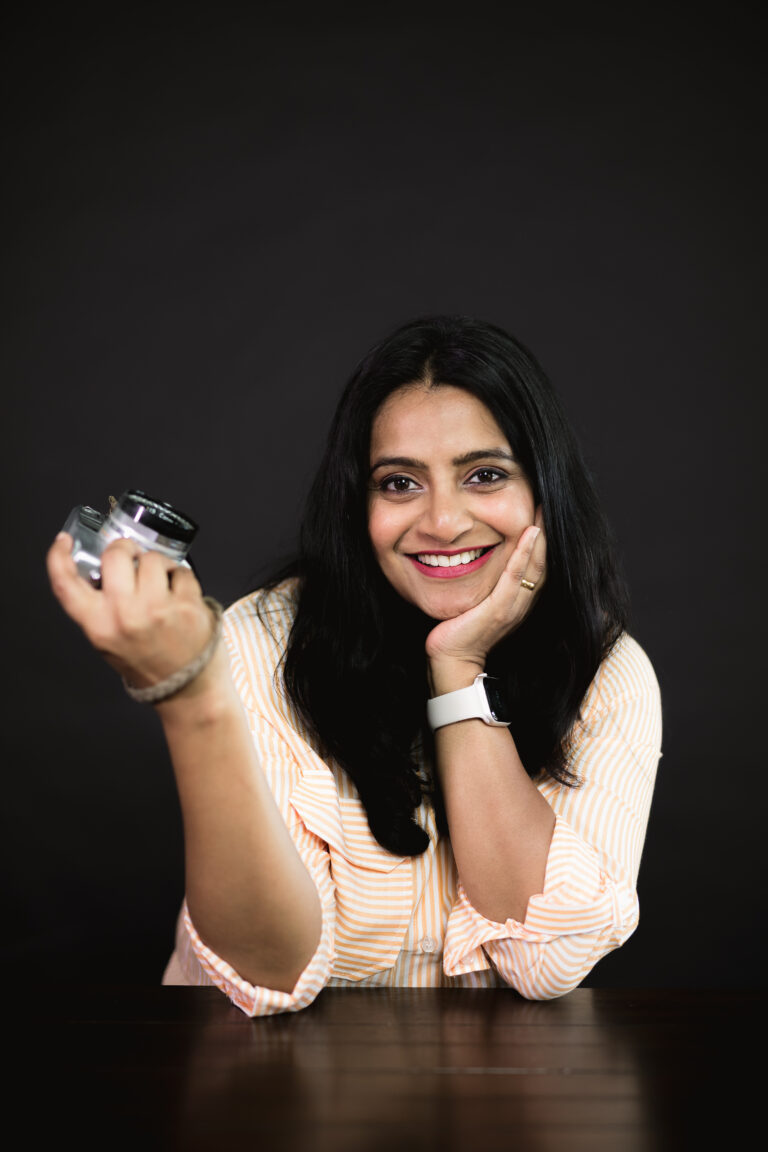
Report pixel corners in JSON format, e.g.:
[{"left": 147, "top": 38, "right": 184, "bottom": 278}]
[{"left": 62, "top": 489, "right": 198, "bottom": 586}]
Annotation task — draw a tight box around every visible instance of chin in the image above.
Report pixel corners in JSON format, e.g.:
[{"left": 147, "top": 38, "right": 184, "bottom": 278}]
[{"left": 414, "top": 587, "right": 489, "bottom": 621}]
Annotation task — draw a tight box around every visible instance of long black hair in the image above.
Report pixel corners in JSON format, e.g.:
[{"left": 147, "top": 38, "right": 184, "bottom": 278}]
[{"left": 260, "top": 316, "right": 629, "bottom": 856}]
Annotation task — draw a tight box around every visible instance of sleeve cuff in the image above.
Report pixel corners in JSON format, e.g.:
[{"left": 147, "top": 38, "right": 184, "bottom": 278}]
[
  {"left": 182, "top": 900, "right": 335, "bottom": 1016},
  {"left": 443, "top": 815, "right": 638, "bottom": 978},
  {"left": 182, "top": 823, "right": 337, "bottom": 1017}
]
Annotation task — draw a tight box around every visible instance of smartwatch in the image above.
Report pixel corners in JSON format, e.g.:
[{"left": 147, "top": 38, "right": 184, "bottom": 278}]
[{"left": 427, "top": 673, "right": 511, "bottom": 731}]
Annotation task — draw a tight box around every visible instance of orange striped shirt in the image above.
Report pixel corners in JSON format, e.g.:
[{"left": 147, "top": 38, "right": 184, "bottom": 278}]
[{"left": 163, "top": 579, "right": 661, "bottom": 1013}]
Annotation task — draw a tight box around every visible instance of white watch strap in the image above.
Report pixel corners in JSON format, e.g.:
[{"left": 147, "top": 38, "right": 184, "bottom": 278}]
[{"left": 427, "top": 673, "right": 509, "bottom": 731}]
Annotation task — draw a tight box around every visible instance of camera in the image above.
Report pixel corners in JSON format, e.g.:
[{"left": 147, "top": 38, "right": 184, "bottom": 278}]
[{"left": 62, "top": 489, "right": 198, "bottom": 586}]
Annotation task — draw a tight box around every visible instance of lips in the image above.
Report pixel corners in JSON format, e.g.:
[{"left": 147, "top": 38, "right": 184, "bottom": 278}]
[{"left": 407, "top": 545, "right": 497, "bottom": 579}]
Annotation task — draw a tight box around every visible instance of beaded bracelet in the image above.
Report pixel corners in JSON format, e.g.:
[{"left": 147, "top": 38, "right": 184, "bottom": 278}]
[{"left": 122, "top": 597, "right": 224, "bottom": 705}]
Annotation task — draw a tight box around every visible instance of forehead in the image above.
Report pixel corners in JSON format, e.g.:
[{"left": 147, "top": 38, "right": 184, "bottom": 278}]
[{"left": 370, "top": 385, "right": 507, "bottom": 457}]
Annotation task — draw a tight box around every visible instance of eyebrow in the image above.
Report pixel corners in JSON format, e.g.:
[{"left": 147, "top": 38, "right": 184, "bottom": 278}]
[{"left": 369, "top": 448, "right": 516, "bottom": 474}]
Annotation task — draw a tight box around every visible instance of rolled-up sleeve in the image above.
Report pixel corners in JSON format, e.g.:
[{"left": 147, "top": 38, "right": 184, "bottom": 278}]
[
  {"left": 175, "top": 708, "right": 339, "bottom": 1015},
  {"left": 443, "top": 636, "right": 661, "bottom": 999},
  {"left": 182, "top": 822, "right": 337, "bottom": 1016}
]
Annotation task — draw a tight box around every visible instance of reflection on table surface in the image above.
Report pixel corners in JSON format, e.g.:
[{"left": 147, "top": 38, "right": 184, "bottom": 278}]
[{"left": 15, "top": 987, "right": 755, "bottom": 1151}]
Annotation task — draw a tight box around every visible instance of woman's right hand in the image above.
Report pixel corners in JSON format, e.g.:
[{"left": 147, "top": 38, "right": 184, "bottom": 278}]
[{"left": 46, "top": 533, "right": 224, "bottom": 699}]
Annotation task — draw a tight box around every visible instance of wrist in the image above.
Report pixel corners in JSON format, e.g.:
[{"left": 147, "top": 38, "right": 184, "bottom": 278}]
[
  {"left": 427, "top": 671, "right": 511, "bottom": 731},
  {"left": 428, "top": 657, "right": 486, "bottom": 697},
  {"left": 153, "top": 648, "right": 240, "bottom": 729},
  {"left": 122, "top": 597, "right": 225, "bottom": 710}
]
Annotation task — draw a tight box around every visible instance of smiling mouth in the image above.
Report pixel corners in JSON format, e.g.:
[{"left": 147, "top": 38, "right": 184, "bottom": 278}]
[
  {"left": 416, "top": 547, "right": 489, "bottom": 567},
  {"left": 407, "top": 545, "right": 497, "bottom": 578}
]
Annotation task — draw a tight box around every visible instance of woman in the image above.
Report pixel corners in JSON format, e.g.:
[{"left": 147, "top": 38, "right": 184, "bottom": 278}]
[{"left": 47, "top": 315, "right": 661, "bottom": 1015}]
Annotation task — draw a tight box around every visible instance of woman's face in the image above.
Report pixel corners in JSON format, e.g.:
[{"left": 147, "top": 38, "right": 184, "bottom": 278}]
[{"left": 368, "top": 384, "right": 538, "bottom": 621}]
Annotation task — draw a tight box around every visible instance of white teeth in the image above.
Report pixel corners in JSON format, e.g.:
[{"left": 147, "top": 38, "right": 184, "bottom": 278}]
[{"left": 416, "top": 548, "right": 484, "bottom": 567}]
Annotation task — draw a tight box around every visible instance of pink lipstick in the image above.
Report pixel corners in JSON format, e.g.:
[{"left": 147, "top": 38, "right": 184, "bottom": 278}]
[{"left": 407, "top": 546, "right": 497, "bottom": 579}]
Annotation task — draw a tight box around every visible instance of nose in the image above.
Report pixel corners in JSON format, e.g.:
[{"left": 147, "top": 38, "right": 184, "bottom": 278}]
[{"left": 419, "top": 484, "right": 474, "bottom": 544}]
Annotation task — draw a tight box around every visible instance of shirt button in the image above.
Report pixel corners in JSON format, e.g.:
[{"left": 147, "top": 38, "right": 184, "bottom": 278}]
[{"left": 420, "top": 936, "right": 437, "bottom": 954}]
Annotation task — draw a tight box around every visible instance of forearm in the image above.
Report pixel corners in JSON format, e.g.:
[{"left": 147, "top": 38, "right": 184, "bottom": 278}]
[
  {"left": 431, "top": 660, "right": 555, "bottom": 924},
  {"left": 46, "top": 536, "right": 322, "bottom": 993},
  {"left": 156, "top": 648, "right": 322, "bottom": 992}
]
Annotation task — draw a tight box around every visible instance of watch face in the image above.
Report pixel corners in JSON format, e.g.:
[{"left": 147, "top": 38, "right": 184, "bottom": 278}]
[{"left": 484, "top": 678, "right": 510, "bottom": 723}]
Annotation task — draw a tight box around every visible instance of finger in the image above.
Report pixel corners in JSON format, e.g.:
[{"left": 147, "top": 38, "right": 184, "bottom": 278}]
[
  {"left": 46, "top": 533, "right": 101, "bottom": 623},
  {"left": 99, "top": 537, "right": 143, "bottom": 596},
  {"left": 135, "top": 549, "right": 180, "bottom": 597},
  {"left": 503, "top": 525, "right": 541, "bottom": 580},
  {"left": 491, "top": 525, "right": 543, "bottom": 605},
  {"left": 522, "top": 512, "right": 547, "bottom": 589},
  {"left": 167, "top": 563, "right": 203, "bottom": 601}
]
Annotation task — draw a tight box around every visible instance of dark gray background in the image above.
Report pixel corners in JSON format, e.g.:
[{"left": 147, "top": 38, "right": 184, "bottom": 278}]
[{"left": 3, "top": 2, "right": 763, "bottom": 987}]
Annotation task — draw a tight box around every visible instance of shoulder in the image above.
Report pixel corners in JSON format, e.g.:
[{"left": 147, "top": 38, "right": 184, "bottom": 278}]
[
  {"left": 222, "top": 578, "right": 298, "bottom": 684},
  {"left": 581, "top": 633, "right": 661, "bottom": 720},
  {"left": 566, "top": 634, "right": 662, "bottom": 783}
]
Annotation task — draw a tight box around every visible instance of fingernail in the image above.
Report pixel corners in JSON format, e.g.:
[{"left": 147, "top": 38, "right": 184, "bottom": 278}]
[
  {"left": 55, "top": 532, "right": 68, "bottom": 541},
  {"left": 530, "top": 526, "right": 541, "bottom": 540}
]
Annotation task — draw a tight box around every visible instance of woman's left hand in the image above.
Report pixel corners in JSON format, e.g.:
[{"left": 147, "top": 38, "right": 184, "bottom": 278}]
[{"left": 425, "top": 511, "right": 547, "bottom": 683}]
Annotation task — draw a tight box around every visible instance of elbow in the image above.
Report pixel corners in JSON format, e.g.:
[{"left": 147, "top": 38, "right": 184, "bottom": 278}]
[
  {"left": 498, "top": 923, "right": 637, "bottom": 1002},
  {"left": 183, "top": 896, "right": 334, "bottom": 1018},
  {"left": 515, "top": 969, "right": 588, "bottom": 1001}
]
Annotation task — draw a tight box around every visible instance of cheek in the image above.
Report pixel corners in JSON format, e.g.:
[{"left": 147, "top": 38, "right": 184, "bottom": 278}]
[
  {"left": 486, "top": 491, "right": 535, "bottom": 536},
  {"left": 367, "top": 504, "right": 401, "bottom": 562}
]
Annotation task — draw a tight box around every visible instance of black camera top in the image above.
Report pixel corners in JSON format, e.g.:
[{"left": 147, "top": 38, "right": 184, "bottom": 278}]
[{"left": 120, "top": 490, "right": 198, "bottom": 544}]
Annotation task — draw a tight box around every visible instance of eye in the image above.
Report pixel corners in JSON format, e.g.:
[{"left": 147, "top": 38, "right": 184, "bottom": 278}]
[
  {"left": 466, "top": 467, "right": 507, "bottom": 486},
  {"left": 378, "top": 474, "right": 421, "bottom": 494}
]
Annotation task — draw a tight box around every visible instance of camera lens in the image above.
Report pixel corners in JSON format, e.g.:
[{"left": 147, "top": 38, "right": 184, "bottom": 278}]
[{"left": 117, "top": 490, "right": 198, "bottom": 545}]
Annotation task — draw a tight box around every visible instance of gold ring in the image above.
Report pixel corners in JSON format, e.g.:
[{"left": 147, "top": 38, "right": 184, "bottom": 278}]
[{"left": 520, "top": 578, "right": 536, "bottom": 591}]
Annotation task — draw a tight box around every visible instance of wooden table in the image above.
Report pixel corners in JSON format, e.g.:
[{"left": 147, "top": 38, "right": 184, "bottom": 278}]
[{"left": 13, "top": 987, "right": 756, "bottom": 1150}]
